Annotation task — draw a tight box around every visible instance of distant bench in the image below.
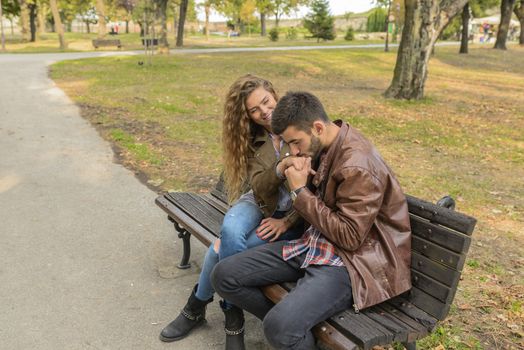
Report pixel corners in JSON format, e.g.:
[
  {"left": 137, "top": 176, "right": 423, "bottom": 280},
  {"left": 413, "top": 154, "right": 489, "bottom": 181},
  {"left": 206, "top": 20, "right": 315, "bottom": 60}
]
[
  {"left": 155, "top": 177, "right": 477, "bottom": 349},
  {"left": 92, "top": 39, "right": 122, "bottom": 49}
]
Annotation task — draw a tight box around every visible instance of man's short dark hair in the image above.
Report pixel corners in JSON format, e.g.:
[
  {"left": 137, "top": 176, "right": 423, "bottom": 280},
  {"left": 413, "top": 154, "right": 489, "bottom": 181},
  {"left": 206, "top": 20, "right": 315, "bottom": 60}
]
[{"left": 271, "top": 91, "right": 330, "bottom": 135}]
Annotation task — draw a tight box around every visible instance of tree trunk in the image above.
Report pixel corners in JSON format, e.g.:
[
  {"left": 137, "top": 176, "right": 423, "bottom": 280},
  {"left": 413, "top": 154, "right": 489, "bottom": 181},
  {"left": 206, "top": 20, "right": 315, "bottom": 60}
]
[
  {"left": 125, "top": 20, "right": 129, "bottom": 34},
  {"left": 205, "top": 5, "right": 210, "bottom": 40},
  {"left": 459, "top": 3, "right": 469, "bottom": 54},
  {"left": 156, "top": 0, "right": 169, "bottom": 53},
  {"left": 176, "top": 0, "right": 188, "bottom": 47},
  {"left": 494, "top": 0, "right": 516, "bottom": 49},
  {"left": 261, "top": 13, "right": 266, "bottom": 36},
  {"left": 515, "top": 0, "right": 524, "bottom": 45},
  {"left": 49, "top": 0, "right": 66, "bottom": 49},
  {"left": 18, "top": 0, "right": 30, "bottom": 41},
  {"left": 86, "top": 21, "right": 91, "bottom": 33},
  {"left": 385, "top": 0, "right": 392, "bottom": 52},
  {"left": 96, "top": 0, "right": 106, "bottom": 38},
  {"left": 28, "top": 2, "right": 37, "bottom": 42},
  {"left": 0, "top": 0, "right": 5, "bottom": 51},
  {"left": 385, "top": 0, "right": 469, "bottom": 100},
  {"left": 37, "top": 0, "right": 46, "bottom": 34}
]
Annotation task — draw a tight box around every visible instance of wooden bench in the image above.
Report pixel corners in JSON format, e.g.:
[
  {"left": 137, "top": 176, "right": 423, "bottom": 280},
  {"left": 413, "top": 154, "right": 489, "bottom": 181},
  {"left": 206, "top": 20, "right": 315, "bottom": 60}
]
[
  {"left": 92, "top": 39, "right": 122, "bottom": 49},
  {"left": 155, "top": 178, "right": 476, "bottom": 350}
]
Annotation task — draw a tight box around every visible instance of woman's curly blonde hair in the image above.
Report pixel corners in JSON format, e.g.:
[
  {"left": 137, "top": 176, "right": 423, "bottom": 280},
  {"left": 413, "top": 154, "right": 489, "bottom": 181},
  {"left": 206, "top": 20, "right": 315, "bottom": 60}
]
[{"left": 222, "top": 74, "right": 277, "bottom": 203}]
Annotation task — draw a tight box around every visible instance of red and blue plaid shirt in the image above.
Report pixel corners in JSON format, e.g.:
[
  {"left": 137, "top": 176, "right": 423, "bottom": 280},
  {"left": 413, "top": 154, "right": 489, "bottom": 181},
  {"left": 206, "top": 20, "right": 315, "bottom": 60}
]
[{"left": 282, "top": 225, "right": 344, "bottom": 268}]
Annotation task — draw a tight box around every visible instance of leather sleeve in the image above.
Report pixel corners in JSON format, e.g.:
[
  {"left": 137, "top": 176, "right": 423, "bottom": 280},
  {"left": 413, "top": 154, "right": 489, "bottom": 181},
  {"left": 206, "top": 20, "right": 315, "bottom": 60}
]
[{"left": 293, "top": 167, "right": 384, "bottom": 251}]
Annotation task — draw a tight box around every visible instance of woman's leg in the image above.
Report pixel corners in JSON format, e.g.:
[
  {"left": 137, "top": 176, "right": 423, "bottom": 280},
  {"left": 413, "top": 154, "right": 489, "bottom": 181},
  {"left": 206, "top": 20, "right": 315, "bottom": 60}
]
[
  {"left": 195, "top": 240, "right": 220, "bottom": 301},
  {"left": 218, "top": 200, "right": 264, "bottom": 260}
]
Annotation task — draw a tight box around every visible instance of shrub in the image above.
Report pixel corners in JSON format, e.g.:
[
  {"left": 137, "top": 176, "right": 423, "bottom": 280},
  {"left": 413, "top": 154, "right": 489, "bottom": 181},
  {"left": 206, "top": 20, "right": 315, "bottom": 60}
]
[
  {"left": 269, "top": 28, "right": 279, "bottom": 41},
  {"left": 345, "top": 27, "right": 355, "bottom": 41},
  {"left": 286, "top": 26, "right": 298, "bottom": 40}
]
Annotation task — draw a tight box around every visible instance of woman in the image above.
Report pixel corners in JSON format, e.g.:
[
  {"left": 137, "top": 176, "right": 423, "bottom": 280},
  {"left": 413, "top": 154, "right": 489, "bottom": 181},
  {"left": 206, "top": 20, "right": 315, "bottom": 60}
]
[{"left": 159, "top": 75, "right": 302, "bottom": 349}]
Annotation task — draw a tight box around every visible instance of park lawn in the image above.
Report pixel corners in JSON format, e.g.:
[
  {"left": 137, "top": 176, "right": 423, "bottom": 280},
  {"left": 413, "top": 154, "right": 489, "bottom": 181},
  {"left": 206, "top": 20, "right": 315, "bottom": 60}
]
[
  {"left": 1, "top": 31, "right": 384, "bottom": 53},
  {"left": 50, "top": 45, "right": 524, "bottom": 349}
]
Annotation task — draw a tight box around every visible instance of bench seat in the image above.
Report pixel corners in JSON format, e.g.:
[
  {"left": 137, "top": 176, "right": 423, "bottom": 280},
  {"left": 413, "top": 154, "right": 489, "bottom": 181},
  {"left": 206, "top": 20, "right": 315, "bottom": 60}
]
[{"left": 155, "top": 185, "right": 476, "bottom": 350}]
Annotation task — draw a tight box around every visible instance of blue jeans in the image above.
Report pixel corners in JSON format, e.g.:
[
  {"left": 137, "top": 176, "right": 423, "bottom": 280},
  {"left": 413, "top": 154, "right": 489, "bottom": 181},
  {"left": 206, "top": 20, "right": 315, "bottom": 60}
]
[{"left": 195, "top": 200, "right": 302, "bottom": 302}]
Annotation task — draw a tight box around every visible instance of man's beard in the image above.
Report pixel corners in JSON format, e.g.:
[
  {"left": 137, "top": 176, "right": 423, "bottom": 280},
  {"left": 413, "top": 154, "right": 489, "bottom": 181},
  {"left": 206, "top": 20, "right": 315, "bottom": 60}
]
[{"left": 307, "top": 135, "right": 323, "bottom": 161}]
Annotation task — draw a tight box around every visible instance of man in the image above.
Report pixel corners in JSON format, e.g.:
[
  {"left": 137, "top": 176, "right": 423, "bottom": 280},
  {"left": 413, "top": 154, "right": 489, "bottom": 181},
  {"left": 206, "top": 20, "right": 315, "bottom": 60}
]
[{"left": 211, "top": 91, "right": 411, "bottom": 349}]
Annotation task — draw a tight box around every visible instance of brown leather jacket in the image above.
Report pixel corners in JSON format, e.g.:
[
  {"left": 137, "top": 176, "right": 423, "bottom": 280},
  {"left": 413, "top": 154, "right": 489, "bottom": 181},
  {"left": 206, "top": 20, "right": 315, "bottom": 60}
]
[
  {"left": 293, "top": 121, "right": 411, "bottom": 311},
  {"left": 247, "top": 128, "right": 301, "bottom": 225}
]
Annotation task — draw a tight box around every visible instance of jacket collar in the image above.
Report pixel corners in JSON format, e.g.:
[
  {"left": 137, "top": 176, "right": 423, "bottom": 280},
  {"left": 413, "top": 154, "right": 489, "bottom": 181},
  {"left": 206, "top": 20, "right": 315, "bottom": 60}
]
[{"left": 311, "top": 120, "right": 348, "bottom": 188}]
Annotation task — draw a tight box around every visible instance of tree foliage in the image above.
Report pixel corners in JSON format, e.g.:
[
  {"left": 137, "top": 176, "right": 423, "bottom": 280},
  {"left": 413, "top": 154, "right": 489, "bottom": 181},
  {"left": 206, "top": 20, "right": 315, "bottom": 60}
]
[{"left": 303, "top": 0, "right": 335, "bottom": 41}]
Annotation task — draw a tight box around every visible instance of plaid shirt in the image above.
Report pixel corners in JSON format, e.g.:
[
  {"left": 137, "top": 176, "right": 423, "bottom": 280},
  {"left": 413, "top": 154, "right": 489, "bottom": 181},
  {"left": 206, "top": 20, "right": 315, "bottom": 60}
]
[{"left": 283, "top": 225, "right": 344, "bottom": 268}]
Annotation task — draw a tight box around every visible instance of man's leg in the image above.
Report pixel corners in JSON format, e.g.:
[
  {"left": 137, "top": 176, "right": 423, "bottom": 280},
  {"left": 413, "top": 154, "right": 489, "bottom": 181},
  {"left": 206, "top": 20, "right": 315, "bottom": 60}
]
[
  {"left": 262, "top": 264, "right": 353, "bottom": 350},
  {"left": 211, "top": 241, "right": 303, "bottom": 320}
]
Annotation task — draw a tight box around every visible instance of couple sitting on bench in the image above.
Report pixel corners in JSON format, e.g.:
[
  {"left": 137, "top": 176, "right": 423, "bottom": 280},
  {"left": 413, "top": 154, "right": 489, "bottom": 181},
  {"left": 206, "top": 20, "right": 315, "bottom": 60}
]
[{"left": 159, "top": 74, "right": 412, "bottom": 350}]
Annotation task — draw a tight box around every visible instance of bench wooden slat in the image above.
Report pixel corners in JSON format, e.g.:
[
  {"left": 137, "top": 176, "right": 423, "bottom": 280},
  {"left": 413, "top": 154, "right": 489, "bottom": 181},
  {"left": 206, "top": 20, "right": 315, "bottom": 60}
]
[
  {"left": 330, "top": 310, "right": 396, "bottom": 349},
  {"left": 407, "top": 287, "right": 452, "bottom": 320},
  {"left": 155, "top": 196, "right": 216, "bottom": 247},
  {"left": 411, "top": 270, "right": 452, "bottom": 304},
  {"left": 412, "top": 235, "right": 466, "bottom": 271},
  {"left": 363, "top": 306, "right": 410, "bottom": 343},
  {"left": 406, "top": 195, "right": 476, "bottom": 235},
  {"left": 166, "top": 193, "right": 224, "bottom": 235},
  {"left": 386, "top": 297, "right": 438, "bottom": 331},
  {"left": 376, "top": 303, "right": 431, "bottom": 343},
  {"left": 410, "top": 215, "right": 471, "bottom": 254},
  {"left": 201, "top": 194, "right": 229, "bottom": 214},
  {"left": 411, "top": 251, "right": 460, "bottom": 287}
]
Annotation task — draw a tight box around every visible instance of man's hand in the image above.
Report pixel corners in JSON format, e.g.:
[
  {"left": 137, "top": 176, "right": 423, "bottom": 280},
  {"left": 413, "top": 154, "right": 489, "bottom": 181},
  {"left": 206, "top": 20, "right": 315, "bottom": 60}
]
[
  {"left": 256, "top": 217, "right": 291, "bottom": 242},
  {"left": 285, "top": 157, "right": 312, "bottom": 190},
  {"left": 277, "top": 156, "right": 310, "bottom": 176}
]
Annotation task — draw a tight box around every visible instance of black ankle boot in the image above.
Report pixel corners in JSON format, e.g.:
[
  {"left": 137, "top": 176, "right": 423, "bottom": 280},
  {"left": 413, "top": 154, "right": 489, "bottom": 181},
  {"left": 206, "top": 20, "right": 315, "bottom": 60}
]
[
  {"left": 159, "top": 285, "right": 213, "bottom": 342},
  {"left": 221, "top": 301, "right": 246, "bottom": 350}
]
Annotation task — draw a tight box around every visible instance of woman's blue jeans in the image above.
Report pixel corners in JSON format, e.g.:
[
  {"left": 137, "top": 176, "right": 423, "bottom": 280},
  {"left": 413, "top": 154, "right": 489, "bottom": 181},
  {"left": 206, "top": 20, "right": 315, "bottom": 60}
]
[{"left": 195, "top": 200, "right": 301, "bottom": 302}]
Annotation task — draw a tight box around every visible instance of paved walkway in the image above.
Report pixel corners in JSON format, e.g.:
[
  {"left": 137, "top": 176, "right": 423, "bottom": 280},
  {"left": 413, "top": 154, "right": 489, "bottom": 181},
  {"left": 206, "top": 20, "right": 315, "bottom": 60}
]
[{"left": 0, "top": 52, "right": 267, "bottom": 349}]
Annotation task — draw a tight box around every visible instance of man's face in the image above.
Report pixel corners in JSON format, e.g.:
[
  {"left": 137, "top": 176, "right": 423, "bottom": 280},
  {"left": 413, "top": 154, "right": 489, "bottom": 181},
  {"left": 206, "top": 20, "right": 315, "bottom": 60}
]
[
  {"left": 281, "top": 126, "right": 323, "bottom": 161},
  {"left": 245, "top": 87, "right": 276, "bottom": 131}
]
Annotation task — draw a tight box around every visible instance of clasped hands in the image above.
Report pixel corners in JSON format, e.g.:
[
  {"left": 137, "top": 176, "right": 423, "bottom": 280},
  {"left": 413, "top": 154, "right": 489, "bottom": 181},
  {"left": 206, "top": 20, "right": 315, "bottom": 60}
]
[{"left": 256, "top": 156, "right": 315, "bottom": 242}]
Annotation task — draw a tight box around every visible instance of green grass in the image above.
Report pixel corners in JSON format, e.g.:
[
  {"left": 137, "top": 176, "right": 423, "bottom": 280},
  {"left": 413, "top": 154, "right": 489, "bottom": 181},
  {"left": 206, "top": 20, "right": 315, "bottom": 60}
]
[{"left": 110, "top": 129, "right": 163, "bottom": 165}]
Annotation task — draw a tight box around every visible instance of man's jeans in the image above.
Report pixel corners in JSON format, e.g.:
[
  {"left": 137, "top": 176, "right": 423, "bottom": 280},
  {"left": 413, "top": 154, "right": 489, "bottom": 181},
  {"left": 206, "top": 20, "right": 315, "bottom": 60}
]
[
  {"left": 195, "top": 200, "right": 301, "bottom": 302},
  {"left": 211, "top": 240, "right": 353, "bottom": 350}
]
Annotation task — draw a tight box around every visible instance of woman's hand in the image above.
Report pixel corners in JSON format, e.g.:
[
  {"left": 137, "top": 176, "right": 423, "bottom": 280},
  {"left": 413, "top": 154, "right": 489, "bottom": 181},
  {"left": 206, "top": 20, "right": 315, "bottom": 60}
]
[{"left": 256, "top": 217, "right": 290, "bottom": 242}]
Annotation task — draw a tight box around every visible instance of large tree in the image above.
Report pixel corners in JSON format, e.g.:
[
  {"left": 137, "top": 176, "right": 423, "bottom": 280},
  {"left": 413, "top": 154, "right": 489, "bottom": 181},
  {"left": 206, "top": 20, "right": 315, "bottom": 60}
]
[
  {"left": 176, "top": 0, "right": 188, "bottom": 47},
  {"left": 49, "top": 0, "right": 66, "bottom": 48},
  {"left": 95, "top": 0, "right": 106, "bottom": 37},
  {"left": 154, "top": 0, "right": 169, "bottom": 52},
  {"left": 513, "top": 0, "right": 523, "bottom": 44},
  {"left": 385, "top": 0, "right": 469, "bottom": 100},
  {"left": 494, "top": 0, "right": 516, "bottom": 49},
  {"left": 256, "top": 0, "right": 271, "bottom": 36},
  {"left": 459, "top": 3, "right": 469, "bottom": 53}
]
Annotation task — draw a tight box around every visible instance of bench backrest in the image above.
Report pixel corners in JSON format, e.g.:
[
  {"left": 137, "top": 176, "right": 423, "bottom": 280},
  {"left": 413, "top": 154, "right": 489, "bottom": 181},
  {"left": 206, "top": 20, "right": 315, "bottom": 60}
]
[
  {"left": 211, "top": 179, "right": 476, "bottom": 321},
  {"left": 404, "top": 195, "right": 476, "bottom": 320}
]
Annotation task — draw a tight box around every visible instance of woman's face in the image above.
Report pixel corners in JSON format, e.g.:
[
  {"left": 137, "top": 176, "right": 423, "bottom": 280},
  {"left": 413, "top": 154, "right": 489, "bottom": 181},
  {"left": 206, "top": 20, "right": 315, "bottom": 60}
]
[{"left": 245, "top": 86, "right": 277, "bottom": 131}]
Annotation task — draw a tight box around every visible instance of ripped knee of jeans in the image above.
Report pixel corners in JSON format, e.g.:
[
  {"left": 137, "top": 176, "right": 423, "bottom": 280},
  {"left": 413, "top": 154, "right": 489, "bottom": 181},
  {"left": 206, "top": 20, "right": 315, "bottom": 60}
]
[{"left": 213, "top": 239, "right": 221, "bottom": 254}]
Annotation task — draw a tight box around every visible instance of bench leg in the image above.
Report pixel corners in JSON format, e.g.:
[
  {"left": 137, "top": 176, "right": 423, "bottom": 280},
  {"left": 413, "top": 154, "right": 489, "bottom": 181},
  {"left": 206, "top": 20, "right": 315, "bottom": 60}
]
[
  {"left": 402, "top": 341, "right": 416, "bottom": 350},
  {"left": 168, "top": 217, "right": 192, "bottom": 269}
]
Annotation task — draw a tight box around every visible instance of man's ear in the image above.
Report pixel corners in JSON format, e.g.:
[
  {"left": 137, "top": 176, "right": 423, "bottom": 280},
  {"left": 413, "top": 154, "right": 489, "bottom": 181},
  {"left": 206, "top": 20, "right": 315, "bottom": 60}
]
[{"left": 312, "top": 120, "right": 325, "bottom": 136}]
